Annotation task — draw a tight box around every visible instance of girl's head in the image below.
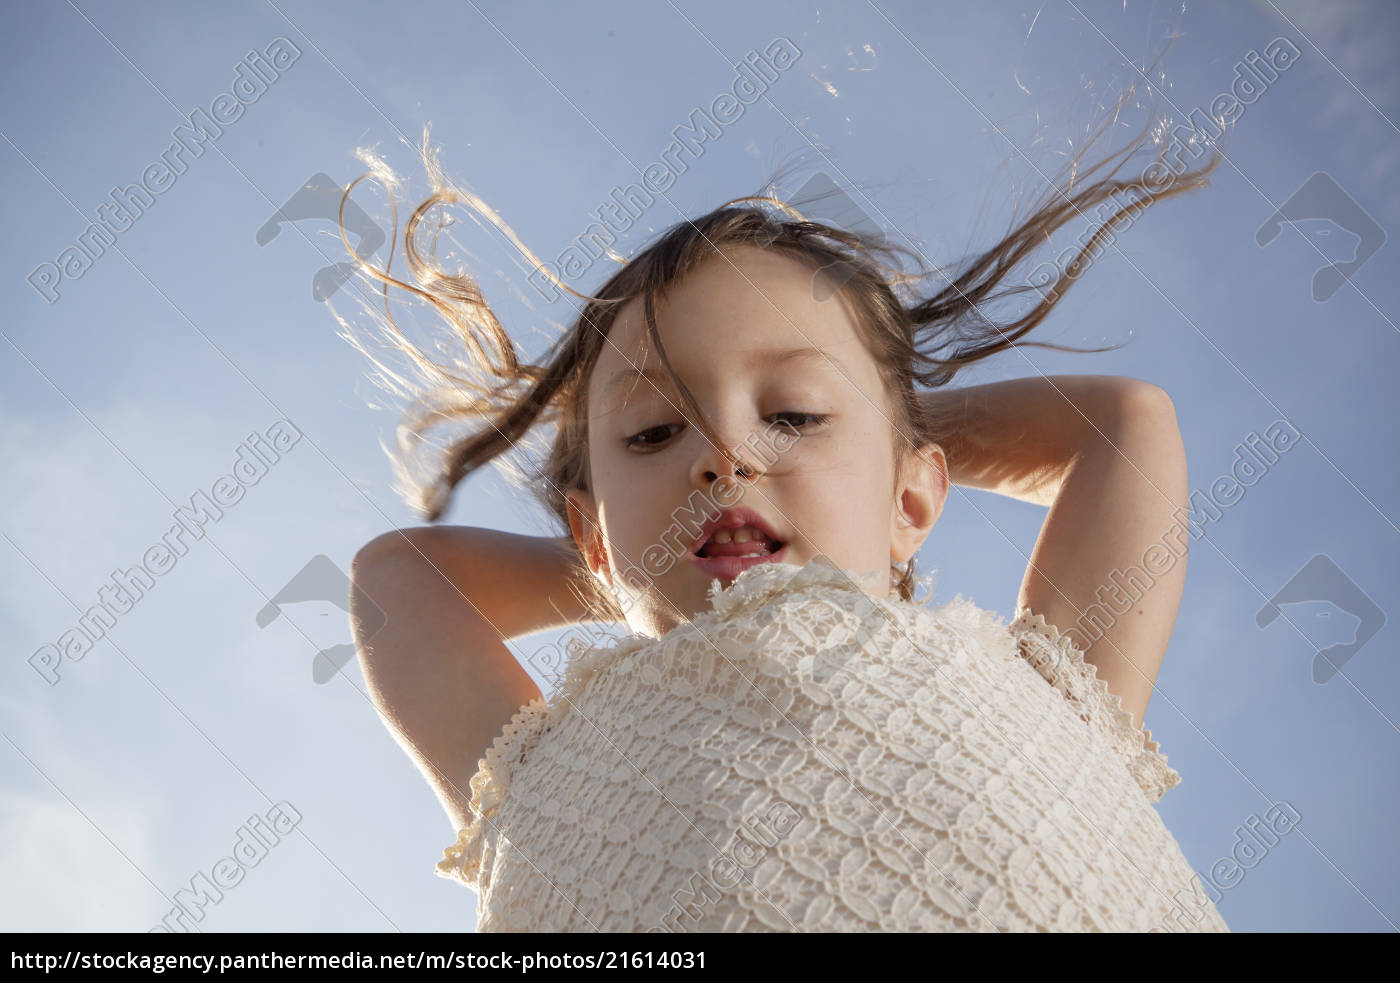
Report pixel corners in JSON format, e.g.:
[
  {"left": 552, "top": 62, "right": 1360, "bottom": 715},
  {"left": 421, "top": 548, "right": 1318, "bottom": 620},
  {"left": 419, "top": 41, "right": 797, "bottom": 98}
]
[
  {"left": 561, "top": 233, "right": 949, "bottom": 637},
  {"left": 341, "top": 78, "right": 1220, "bottom": 637}
]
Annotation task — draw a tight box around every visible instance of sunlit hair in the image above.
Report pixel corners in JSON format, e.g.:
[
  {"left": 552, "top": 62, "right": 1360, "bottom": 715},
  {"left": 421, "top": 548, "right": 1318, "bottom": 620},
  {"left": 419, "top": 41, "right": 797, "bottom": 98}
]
[{"left": 332, "top": 59, "right": 1221, "bottom": 624}]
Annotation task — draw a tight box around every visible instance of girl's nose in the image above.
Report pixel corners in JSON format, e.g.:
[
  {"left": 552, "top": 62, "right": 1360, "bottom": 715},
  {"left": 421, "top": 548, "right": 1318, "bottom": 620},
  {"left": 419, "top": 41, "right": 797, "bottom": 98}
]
[
  {"left": 692, "top": 435, "right": 763, "bottom": 487},
  {"left": 702, "top": 459, "right": 756, "bottom": 482}
]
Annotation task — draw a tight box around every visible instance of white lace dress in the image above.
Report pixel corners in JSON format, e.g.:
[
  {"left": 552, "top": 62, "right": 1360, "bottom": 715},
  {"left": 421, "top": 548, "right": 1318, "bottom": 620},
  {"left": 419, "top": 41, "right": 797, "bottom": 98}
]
[{"left": 435, "top": 559, "right": 1229, "bottom": 933}]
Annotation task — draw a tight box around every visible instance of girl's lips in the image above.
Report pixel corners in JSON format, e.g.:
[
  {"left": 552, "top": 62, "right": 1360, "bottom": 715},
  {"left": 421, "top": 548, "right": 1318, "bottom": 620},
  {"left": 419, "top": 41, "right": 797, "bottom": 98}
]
[{"left": 686, "top": 542, "right": 788, "bottom": 581}]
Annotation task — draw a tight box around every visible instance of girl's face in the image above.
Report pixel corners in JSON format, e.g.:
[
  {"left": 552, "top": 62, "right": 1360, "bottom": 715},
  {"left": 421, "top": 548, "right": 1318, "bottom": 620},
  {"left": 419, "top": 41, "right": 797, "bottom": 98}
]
[{"left": 567, "top": 244, "right": 947, "bottom": 638}]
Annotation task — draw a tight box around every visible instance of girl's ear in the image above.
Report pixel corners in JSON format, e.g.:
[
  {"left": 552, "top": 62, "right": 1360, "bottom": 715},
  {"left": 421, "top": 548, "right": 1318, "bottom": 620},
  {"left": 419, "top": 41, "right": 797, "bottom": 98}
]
[
  {"left": 565, "top": 488, "right": 612, "bottom": 588},
  {"left": 890, "top": 442, "right": 948, "bottom": 566}
]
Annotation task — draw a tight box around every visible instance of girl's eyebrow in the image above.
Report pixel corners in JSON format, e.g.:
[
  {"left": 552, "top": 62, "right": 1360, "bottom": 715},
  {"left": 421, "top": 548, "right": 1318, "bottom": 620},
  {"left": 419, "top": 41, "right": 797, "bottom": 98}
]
[{"left": 603, "top": 346, "right": 845, "bottom": 401}]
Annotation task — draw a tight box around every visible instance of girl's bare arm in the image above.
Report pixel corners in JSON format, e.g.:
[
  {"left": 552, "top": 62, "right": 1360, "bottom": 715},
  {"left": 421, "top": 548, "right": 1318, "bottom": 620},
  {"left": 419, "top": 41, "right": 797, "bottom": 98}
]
[
  {"left": 922, "top": 375, "right": 1188, "bottom": 730},
  {"left": 349, "top": 526, "right": 590, "bottom": 832}
]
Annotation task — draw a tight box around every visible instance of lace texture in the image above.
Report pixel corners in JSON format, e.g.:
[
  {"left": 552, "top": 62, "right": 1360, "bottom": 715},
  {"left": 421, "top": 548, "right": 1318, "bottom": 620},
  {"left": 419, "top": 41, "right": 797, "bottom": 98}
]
[
  {"left": 436, "top": 560, "right": 1228, "bottom": 933},
  {"left": 1007, "top": 608, "right": 1181, "bottom": 803}
]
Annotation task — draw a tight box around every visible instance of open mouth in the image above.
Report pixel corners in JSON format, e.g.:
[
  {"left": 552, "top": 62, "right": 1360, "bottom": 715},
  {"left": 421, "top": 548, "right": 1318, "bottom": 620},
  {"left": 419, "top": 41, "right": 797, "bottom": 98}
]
[
  {"left": 685, "top": 507, "right": 789, "bottom": 580},
  {"left": 694, "top": 528, "right": 785, "bottom": 558}
]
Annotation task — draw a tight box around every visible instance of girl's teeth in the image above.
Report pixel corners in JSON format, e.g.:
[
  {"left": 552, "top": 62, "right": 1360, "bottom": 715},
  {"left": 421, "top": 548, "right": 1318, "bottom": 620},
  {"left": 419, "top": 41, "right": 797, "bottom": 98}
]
[
  {"left": 698, "top": 525, "right": 782, "bottom": 558},
  {"left": 711, "top": 526, "right": 764, "bottom": 546}
]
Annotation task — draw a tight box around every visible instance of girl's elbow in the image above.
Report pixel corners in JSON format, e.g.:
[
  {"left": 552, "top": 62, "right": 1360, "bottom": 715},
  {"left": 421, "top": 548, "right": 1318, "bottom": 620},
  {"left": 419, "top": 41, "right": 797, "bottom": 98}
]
[
  {"left": 351, "top": 527, "right": 443, "bottom": 588},
  {"left": 349, "top": 527, "right": 442, "bottom": 659},
  {"left": 1115, "top": 379, "right": 1178, "bottom": 428}
]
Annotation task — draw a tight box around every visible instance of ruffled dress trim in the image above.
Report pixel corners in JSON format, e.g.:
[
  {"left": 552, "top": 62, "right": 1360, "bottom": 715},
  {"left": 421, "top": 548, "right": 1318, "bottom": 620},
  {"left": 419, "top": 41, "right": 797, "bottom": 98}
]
[
  {"left": 1007, "top": 607, "right": 1181, "bottom": 803},
  {"left": 435, "top": 696, "right": 551, "bottom": 890}
]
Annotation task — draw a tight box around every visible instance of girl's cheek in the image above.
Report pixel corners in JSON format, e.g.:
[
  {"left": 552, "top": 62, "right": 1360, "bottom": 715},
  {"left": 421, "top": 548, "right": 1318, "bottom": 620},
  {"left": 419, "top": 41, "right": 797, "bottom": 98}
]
[{"left": 772, "top": 438, "right": 822, "bottom": 470}]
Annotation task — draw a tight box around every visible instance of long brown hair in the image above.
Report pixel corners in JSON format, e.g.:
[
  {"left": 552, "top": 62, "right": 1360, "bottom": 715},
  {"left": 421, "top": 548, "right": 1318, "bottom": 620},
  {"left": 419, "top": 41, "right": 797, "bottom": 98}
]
[{"left": 331, "top": 65, "right": 1222, "bottom": 624}]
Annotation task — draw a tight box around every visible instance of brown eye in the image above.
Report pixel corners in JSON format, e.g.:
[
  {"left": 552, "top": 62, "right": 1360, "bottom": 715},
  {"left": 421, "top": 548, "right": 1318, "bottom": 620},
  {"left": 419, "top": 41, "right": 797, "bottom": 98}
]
[
  {"left": 768, "top": 411, "right": 830, "bottom": 429},
  {"left": 625, "top": 423, "right": 681, "bottom": 450}
]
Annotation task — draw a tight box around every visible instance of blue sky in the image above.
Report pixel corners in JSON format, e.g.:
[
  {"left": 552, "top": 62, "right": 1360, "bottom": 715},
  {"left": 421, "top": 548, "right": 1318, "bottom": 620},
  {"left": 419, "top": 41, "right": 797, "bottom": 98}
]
[{"left": 2, "top": 0, "right": 1396, "bottom": 933}]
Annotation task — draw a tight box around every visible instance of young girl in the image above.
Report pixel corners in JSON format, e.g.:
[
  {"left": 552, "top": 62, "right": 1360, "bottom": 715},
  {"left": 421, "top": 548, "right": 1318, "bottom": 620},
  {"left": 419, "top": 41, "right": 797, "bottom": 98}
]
[{"left": 345, "top": 90, "right": 1231, "bottom": 932}]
